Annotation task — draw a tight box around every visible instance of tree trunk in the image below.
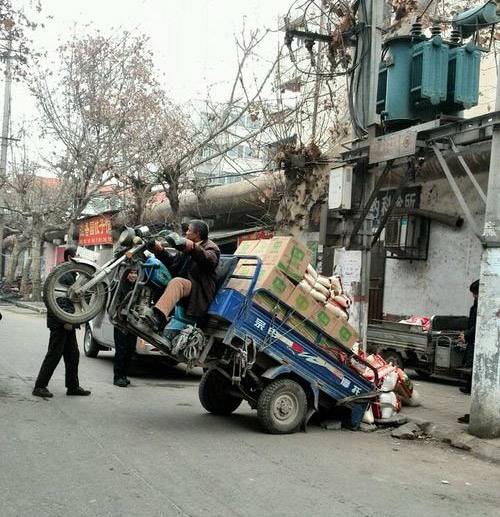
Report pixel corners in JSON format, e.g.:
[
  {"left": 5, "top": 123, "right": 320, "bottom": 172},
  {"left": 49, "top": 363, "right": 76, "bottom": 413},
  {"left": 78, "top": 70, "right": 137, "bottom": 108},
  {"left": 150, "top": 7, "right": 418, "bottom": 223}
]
[
  {"left": 20, "top": 249, "right": 32, "bottom": 300},
  {"left": 0, "top": 217, "right": 5, "bottom": 280},
  {"left": 31, "top": 233, "right": 42, "bottom": 302},
  {"left": 5, "top": 236, "right": 21, "bottom": 284},
  {"left": 67, "top": 220, "right": 77, "bottom": 246}
]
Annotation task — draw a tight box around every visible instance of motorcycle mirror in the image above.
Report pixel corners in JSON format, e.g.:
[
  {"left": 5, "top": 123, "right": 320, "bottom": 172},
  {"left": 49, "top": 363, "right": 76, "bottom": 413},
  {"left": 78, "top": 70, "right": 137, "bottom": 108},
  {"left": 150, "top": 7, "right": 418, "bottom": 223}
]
[{"left": 118, "top": 227, "right": 136, "bottom": 247}]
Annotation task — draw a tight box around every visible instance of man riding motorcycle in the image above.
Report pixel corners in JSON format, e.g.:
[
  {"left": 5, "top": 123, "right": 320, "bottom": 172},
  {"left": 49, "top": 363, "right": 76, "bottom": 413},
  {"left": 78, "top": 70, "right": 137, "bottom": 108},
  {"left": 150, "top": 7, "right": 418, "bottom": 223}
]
[{"left": 143, "top": 219, "right": 220, "bottom": 332}]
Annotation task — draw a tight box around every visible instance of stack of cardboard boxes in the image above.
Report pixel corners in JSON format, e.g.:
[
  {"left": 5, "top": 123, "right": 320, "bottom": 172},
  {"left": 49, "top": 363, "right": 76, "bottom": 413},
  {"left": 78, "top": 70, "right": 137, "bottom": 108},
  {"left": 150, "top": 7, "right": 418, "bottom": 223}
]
[{"left": 227, "top": 236, "right": 358, "bottom": 350}]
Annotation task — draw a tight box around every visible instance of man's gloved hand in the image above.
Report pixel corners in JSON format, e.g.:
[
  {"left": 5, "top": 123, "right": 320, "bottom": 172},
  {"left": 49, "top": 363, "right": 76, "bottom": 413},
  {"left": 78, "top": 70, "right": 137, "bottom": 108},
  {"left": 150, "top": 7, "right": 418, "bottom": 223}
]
[{"left": 164, "top": 232, "right": 187, "bottom": 251}]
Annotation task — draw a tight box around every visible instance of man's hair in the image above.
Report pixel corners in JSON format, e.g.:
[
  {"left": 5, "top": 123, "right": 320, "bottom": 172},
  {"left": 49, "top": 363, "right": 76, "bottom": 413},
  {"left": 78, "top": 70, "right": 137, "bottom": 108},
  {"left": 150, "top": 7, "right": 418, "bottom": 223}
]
[
  {"left": 189, "top": 219, "right": 209, "bottom": 240},
  {"left": 470, "top": 279, "right": 479, "bottom": 295},
  {"left": 180, "top": 222, "right": 189, "bottom": 235},
  {"left": 64, "top": 247, "right": 77, "bottom": 261}
]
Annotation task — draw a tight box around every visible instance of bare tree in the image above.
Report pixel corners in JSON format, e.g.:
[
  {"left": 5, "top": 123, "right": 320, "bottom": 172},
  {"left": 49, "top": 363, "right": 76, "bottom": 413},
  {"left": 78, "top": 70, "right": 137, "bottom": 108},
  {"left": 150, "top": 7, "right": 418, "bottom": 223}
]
[
  {"left": 1, "top": 131, "right": 70, "bottom": 300},
  {"left": 31, "top": 31, "right": 162, "bottom": 241}
]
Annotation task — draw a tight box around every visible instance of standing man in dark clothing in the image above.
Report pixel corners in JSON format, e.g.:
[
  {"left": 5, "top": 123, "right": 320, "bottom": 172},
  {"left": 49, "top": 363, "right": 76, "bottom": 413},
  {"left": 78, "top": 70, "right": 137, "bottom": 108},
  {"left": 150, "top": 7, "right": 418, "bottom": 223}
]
[
  {"left": 113, "top": 270, "right": 138, "bottom": 387},
  {"left": 457, "top": 279, "right": 479, "bottom": 423},
  {"left": 461, "top": 279, "right": 479, "bottom": 394},
  {"left": 33, "top": 248, "right": 91, "bottom": 398},
  {"left": 144, "top": 220, "right": 220, "bottom": 332}
]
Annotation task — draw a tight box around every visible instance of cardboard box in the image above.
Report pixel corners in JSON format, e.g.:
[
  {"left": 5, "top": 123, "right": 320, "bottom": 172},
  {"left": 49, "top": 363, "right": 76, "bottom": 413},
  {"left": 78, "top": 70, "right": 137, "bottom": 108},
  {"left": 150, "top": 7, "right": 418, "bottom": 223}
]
[
  {"left": 227, "top": 264, "right": 295, "bottom": 301},
  {"left": 330, "top": 318, "right": 358, "bottom": 350},
  {"left": 234, "top": 240, "right": 259, "bottom": 255},
  {"left": 312, "top": 306, "right": 338, "bottom": 336},
  {"left": 252, "top": 239, "right": 272, "bottom": 259},
  {"left": 286, "top": 284, "right": 320, "bottom": 320},
  {"left": 287, "top": 314, "right": 319, "bottom": 342},
  {"left": 264, "top": 237, "right": 312, "bottom": 283}
]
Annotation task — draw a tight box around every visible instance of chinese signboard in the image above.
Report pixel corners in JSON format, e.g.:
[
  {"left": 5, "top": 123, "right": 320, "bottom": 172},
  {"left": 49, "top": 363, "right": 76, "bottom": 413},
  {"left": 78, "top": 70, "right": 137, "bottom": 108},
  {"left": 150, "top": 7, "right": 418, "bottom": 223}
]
[
  {"left": 372, "top": 186, "right": 421, "bottom": 228},
  {"left": 78, "top": 215, "right": 113, "bottom": 246}
]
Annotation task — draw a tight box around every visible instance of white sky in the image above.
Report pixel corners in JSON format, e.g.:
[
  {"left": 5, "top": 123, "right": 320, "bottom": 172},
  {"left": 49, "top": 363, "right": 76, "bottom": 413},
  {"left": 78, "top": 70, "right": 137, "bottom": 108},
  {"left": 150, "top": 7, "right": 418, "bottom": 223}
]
[{"left": 9, "top": 0, "right": 293, "bottom": 126}]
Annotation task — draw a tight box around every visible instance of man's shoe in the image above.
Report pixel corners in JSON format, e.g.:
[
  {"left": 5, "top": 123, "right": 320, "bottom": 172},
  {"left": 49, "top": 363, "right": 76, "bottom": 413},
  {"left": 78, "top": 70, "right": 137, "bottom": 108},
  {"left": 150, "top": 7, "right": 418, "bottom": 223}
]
[
  {"left": 33, "top": 386, "right": 53, "bottom": 398},
  {"left": 142, "top": 307, "right": 167, "bottom": 333},
  {"left": 460, "top": 387, "right": 471, "bottom": 394},
  {"left": 67, "top": 386, "right": 91, "bottom": 396},
  {"left": 457, "top": 414, "right": 470, "bottom": 424},
  {"left": 113, "top": 377, "right": 128, "bottom": 388},
  {"left": 126, "top": 378, "right": 131, "bottom": 385}
]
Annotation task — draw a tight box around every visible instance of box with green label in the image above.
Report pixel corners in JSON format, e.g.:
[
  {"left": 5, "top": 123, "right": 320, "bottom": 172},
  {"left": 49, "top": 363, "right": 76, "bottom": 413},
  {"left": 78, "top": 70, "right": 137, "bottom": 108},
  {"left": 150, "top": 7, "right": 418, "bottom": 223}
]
[
  {"left": 234, "top": 240, "right": 259, "bottom": 255},
  {"left": 312, "top": 306, "right": 338, "bottom": 336},
  {"left": 263, "top": 237, "right": 313, "bottom": 283},
  {"left": 227, "top": 264, "right": 295, "bottom": 301},
  {"left": 286, "top": 284, "right": 319, "bottom": 320},
  {"left": 330, "top": 318, "right": 358, "bottom": 350}
]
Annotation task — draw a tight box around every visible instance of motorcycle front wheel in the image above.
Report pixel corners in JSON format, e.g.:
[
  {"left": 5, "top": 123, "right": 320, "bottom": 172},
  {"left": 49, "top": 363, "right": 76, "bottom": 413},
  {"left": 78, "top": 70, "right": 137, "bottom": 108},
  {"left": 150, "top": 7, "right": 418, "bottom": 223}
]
[{"left": 43, "top": 262, "right": 107, "bottom": 325}]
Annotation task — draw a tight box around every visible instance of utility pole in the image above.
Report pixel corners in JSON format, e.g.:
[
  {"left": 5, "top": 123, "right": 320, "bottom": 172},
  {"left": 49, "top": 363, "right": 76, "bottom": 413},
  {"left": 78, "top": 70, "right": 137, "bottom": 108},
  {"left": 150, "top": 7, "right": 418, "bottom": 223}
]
[
  {"left": 355, "top": 0, "right": 385, "bottom": 349},
  {"left": 469, "top": 67, "right": 500, "bottom": 439},
  {"left": 0, "top": 31, "right": 13, "bottom": 278}
]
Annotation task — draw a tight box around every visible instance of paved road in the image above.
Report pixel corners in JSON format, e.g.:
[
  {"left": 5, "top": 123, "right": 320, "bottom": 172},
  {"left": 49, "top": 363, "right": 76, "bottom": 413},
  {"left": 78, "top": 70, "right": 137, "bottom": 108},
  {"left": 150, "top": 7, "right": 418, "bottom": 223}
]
[{"left": 1, "top": 306, "right": 499, "bottom": 517}]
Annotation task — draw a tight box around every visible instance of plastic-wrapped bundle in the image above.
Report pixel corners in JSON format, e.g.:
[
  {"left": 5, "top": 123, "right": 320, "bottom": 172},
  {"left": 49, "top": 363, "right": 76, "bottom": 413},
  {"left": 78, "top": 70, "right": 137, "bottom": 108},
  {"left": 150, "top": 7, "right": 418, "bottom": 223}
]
[
  {"left": 324, "top": 301, "right": 348, "bottom": 320},
  {"left": 298, "top": 280, "right": 328, "bottom": 303},
  {"left": 303, "top": 274, "right": 330, "bottom": 298},
  {"left": 329, "top": 276, "right": 342, "bottom": 296}
]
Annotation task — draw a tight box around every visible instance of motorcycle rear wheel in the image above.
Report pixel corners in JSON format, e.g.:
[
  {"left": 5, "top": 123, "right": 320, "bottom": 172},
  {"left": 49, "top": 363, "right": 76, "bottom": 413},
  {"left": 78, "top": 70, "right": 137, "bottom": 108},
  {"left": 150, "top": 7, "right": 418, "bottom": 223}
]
[{"left": 43, "top": 262, "right": 106, "bottom": 325}]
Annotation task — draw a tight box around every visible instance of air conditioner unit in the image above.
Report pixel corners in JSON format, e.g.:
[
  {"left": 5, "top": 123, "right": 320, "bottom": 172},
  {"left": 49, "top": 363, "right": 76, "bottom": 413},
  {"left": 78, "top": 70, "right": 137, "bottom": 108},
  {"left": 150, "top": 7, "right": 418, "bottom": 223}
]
[{"left": 328, "top": 165, "right": 353, "bottom": 210}]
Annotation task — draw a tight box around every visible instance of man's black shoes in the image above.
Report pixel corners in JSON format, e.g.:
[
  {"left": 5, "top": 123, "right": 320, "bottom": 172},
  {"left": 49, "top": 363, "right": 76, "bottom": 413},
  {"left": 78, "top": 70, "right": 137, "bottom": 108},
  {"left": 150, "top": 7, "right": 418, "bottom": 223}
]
[
  {"left": 114, "top": 377, "right": 129, "bottom": 388},
  {"left": 457, "top": 414, "right": 470, "bottom": 424},
  {"left": 142, "top": 307, "right": 167, "bottom": 333},
  {"left": 67, "top": 386, "right": 91, "bottom": 396},
  {"left": 33, "top": 387, "right": 53, "bottom": 398}
]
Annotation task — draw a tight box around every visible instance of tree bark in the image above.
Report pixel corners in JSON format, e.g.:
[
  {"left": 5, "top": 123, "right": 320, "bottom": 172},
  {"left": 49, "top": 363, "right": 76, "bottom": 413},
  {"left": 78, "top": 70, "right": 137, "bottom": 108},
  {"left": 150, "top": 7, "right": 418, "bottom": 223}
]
[
  {"left": 20, "top": 249, "right": 32, "bottom": 300},
  {"left": 5, "top": 236, "right": 21, "bottom": 284},
  {"left": 30, "top": 233, "right": 42, "bottom": 302},
  {"left": 67, "top": 220, "right": 77, "bottom": 246}
]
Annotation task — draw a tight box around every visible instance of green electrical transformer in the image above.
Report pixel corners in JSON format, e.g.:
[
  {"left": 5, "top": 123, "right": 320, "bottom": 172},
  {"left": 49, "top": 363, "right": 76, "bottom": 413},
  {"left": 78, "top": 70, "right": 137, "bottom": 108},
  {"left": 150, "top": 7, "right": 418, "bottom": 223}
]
[{"left": 376, "top": 31, "right": 482, "bottom": 131}]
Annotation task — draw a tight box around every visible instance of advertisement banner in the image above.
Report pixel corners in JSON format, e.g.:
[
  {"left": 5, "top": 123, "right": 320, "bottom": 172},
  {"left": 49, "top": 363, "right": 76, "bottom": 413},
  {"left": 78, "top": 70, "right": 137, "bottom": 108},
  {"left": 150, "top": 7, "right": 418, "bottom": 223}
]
[{"left": 78, "top": 215, "right": 113, "bottom": 246}]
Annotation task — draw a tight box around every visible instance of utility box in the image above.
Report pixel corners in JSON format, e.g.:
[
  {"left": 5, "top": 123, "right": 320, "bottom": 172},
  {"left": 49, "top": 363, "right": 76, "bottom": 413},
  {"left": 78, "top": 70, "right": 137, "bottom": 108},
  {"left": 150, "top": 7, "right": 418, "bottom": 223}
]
[
  {"left": 411, "top": 35, "right": 449, "bottom": 108},
  {"left": 328, "top": 165, "right": 353, "bottom": 210}
]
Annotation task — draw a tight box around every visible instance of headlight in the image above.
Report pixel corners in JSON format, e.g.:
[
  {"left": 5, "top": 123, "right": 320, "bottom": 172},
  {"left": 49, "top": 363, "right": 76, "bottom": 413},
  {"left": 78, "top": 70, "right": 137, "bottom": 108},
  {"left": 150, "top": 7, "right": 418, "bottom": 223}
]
[
  {"left": 118, "top": 227, "right": 135, "bottom": 247},
  {"left": 134, "top": 225, "right": 150, "bottom": 238}
]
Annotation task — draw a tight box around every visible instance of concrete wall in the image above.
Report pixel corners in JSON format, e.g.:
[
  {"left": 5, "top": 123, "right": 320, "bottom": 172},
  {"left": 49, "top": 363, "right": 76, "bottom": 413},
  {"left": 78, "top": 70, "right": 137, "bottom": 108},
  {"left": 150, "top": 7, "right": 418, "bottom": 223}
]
[{"left": 383, "top": 172, "right": 487, "bottom": 317}]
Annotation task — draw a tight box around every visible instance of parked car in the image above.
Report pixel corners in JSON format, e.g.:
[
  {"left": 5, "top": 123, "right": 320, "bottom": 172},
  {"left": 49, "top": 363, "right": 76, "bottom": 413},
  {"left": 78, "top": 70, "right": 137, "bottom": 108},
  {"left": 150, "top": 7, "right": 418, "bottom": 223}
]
[{"left": 84, "top": 309, "right": 166, "bottom": 359}]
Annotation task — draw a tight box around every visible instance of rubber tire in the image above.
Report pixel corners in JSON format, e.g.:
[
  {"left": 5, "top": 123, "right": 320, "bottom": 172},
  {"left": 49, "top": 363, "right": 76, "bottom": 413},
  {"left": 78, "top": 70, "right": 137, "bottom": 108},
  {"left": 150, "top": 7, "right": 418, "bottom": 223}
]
[
  {"left": 43, "top": 262, "right": 106, "bottom": 325},
  {"left": 257, "top": 379, "right": 307, "bottom": 435},
  {"left": 198, "top": 369, "right": 243, "bottom": 416},
  {"left": 381, "top": 350, "right": 404, "bottom": 369},
  {"left": 83, "top": 324, "right": 100, "bottom": 358},
  {"left": 414, "top": 368, "right": 432, "bottom": 379}
]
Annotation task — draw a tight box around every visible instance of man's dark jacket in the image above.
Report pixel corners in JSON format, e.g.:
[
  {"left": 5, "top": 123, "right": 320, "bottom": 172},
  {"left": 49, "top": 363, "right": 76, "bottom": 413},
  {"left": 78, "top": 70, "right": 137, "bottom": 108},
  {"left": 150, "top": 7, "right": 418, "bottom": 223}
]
[{"left": 155, "top": 239, "right": 220, "bottom": 319}]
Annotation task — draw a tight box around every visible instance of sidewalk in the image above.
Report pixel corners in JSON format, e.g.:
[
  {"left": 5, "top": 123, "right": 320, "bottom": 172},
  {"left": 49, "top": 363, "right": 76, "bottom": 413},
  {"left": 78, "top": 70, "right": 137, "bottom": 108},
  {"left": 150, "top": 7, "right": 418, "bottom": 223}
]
[
  {"left": 0, "top": 296, "right": 47, "bottom": 314},
  {"left": 401, "top": 375, "right": 500, "bottom": 464}
]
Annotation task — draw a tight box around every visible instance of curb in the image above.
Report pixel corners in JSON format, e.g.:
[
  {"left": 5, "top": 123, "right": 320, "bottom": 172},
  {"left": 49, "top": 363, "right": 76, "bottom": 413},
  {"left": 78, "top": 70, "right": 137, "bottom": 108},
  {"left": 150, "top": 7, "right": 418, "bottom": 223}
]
[
  {"left": 0, "top": 297, "right": 47, "bottom": 314},
  {"left": 406, "top": 417, "right": 500, "bottom": 465}
]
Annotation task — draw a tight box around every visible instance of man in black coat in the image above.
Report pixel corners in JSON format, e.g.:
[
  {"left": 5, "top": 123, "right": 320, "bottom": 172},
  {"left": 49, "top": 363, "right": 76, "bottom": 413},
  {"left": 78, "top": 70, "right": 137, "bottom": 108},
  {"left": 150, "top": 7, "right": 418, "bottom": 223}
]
[
  {"left": 113, "top": 270, "right": 138, "bottom": 387},
  {"left": 457, "top": 279, "right": 479, "bottom": 423},
  {"left": 33, "top": 247, "right": 91, "bottom": 398},
  {"left": 144, "top": 220, "right": 220, "bottom": 332}
]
